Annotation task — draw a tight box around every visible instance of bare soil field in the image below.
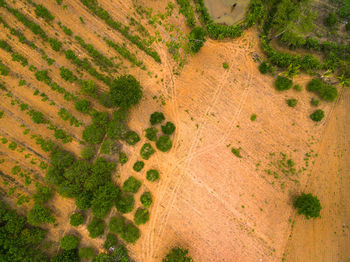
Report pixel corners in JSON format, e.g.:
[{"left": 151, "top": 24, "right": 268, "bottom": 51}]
[{"left": 0, "top": 0, "right": 348, "bottom": 261}]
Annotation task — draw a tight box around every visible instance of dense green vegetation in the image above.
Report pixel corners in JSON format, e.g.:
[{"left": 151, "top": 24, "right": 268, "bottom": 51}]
[
  {"left": 60, "top": 235, "right": 80, "bottom": 250},
  {"left": 145, "top": 127, "right": 158, "bottom": 141},
  {"left": 274, "top": 76, "right": 293, "bottom": 91},
  {"left": 306, "top": 79, "right": 338, "bottom": 102},
  {"left": 123, "top": 176, "right": 142, "bottom": 193},
  {"left": 156, "top": 135, "right": 173, "bottom": 152},
  {"left": 161, "top": 122, "right": 176, "bottom": 135},
  {"left": 140, "top": 143, "right": 155, "bottom": 160},
  {"left": 176, "top": 0, "right": 195, "bottom": 27},
  {"left": 163, "top": 247, "right": 193, "bottom": 262},
  {"left": 310, "top": 109, "right": 325, "bottom": 122},
  {"left": 188, "top": 26, "right": 207, "bottom": 53},
  {"left": 150, "top": 112, "right": 165, "bottom": 125},
  {"left": 140, "top": 191, "right": 152, "bottom": 208},
  {"left": 294, "top": 193, "right": 321, "bottom": 219},
  {"left": 133, "top": 161, "right": 145, "bottom": 172},
  {"left": 70, "top": 213, "right": 85, "bottom": 226},
  {"left": 110, "top": 75, "right": 143, "bottom": 109},
  {"left": 146, "top": 169, "right": 160, "bottom": 182},
  {"left": 109, "top": 216, "right": 140, "bottom": 243}
]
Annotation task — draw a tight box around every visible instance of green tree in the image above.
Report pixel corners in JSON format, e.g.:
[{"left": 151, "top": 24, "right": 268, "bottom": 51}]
[
  {"left": 188, "top": 27, "right": 207, "bottom": 53},
  {"left": 294, "top": 193, "right": 321, "bottom": 219},
  {"left": 146, "top": 169, "right": 160, "bottom": 182},
  {"left": 83, "top": 124, "right": 106, "bottom": 144},
  {"left": 115, "top": 193, "right": 134, "bottom": 214},
  {"left": 87, "top": 217, "right": 106, "bottom": 238},
  {"left": 27, "top": 204, "right": 56, "bottom": 226},
  {"left": 140, "top": 191, "right": 152, "bottom": 208},
  {"left": 119, "top": 152, "right": 128, "bottom": 165},
  {"left": 286, "top": 98, "right": 298, "bottom": 107},
  {"left": 123, "top": 176, "right": 142, "bottom": 193},
  {"left": 109, "top": 75, "right": 143, "bottom": 108},
  {"left": 50, "top": 149, "right": 75, "bottom": 169},
  {"left": 275, "top": 76, "right": 293, "bottom": 91},
  {"left": 79, "top": 247, "right": 97, "bottom": 260},
  {"left": 161, "top": 122, "right": 176, "bottom": 135},
  {"left": 163, "top": 247, "right": 193, "bottom": 262},
  {"left": 124, "top": 130, "right": 140, "bottom": 145},
  {"left": 258, "top": 61, "right": 272, "bottom": 74},
  {"left": 145, "top": 127, "right": 158, "bottom": 141},
  {"left": 133, "top": 161, "right": 144, "bottom": 172},
  {"left": 134, "top": 208, "right": 149, "bottom": 225},
  {"left": 140, "top": 143, "right": 155, "bottom": 160},
  {"left": 324, "top": 12, "right": 337, "bottom": 27},
  {"left": 91, "top": 183, "right": 121, "bottom": 218},
  {"left": 156, "top": 136, "right": 172, "bottom": 152},
  {"left": 70, "top": 213, "right": 84, "bottom": 226},
  {"left": 33, "top": 183, "right": 53, "bottom": 204},
  {"left": 74, "top": 99, "right": 91, "bottom": 114},
  {"left": 150, "top": 112, "right": 165, "bottom": 125},
  {"left": 76, "top": 191, "right": 93, "bottom": 210},
  {"left": 310, "top": 109, "right": 325, "bottom": 122},
  {"left": 60, "top": 235, "right": 80, "bottom": 250},
  {"left": 121, "top": 223, "right": 140, "bottom": 244},
  {"left": 109, "top": 216, "right": 125, "bottom": 235},
  {"left": 81, "top": 145, "right": 96, "bottom": 160},
  {"left": 81, "top": 80, "right": 98, "bottom": 97}
]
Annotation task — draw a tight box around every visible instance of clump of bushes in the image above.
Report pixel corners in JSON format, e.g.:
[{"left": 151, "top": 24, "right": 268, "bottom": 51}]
[
  {"left": 116, "top": 193, "right": 134, "bottom": 214},
  {"left": 146, "top": 169, "right": 160, "bottom": 182},
  {"left": 70, "top": 213, "right": 84, "bottom": 226},
  {"left": 188, "top": 26, "right": 207, "bottom": 53},
  {"left": 275, "top": 76, "right": 293, "bottom": 91},
  {"left": 60, "top": 67, "right": 77, "bottom": 83},
  {"left": 161, "top": 122, "right": 176, "bottom": 135},
  {"left": 140, "top": 143, "right": 155, "bottom": 160},
  {"left": 110, "top": 75, "right": 143, "bottom": 109},
  {"left": 81, "top": 80, "right": 98, "bottom": 97},
  {"left": 324, "top": 12, "right": 337, "bottom": 27},
  {"left": 81, "top": 145, "right": 95, "bottom": 160},
  {"left": 286, "top": 98, "right": 298, "bottom": 107},
  {"left": 82, "top": 124, "right": 105, "bottom": 144},
  {"left": 140, "top": 192, "right": 152, "bottom": 208},
  {"left": 119, "top": 152, "right": 128, "bottom": 165},
  {"left": 134, "top": 208, "right": 149, "bottom": 225},
  {"left": 258, "top": 61, "right": 272, "bottom": 74},
  {"left": 109, "top": 216, "right": 140, "bottom": 243},
  {"left": 87, "top": 217, "right": 106, "bottom": 238},
  {"left": 294, "top": 193, "right": 321, "bottom": 219},
  {"left": 104, "top": 233, "right": 118, "bottom": 250},
  {"left": 156, "top": 136, "right": 172, "bottom": 152},
  {"left": 310, "top": 109, "right": 325, "bottom": 122},
  {"left": 163, "top": 247, "right": 193, "bottom": 262},
  {"left": 74, "top": 99, "right": 91, "bottom": 114},
  {"left": 123, "top": 176, "right": 142, "bottom": 193},
  {"left": 101, "top": 138, "right": 119, "bottom": 155},
  {"left": 124, "top": 131, "right": 140, "bottom": 145},
  {"left": 79, "top": 247, "right": 96, "bottom": 260},
  {"left": 145, "top": 127, "right": 158, "bottom": 141},
  {"left": 150, "top": 112, "right": 165, "bottom": 125},
  {"left": 60, "top": 235, "right": 80, "bottom": 250},
  {"left": 231, "top": 147, "right": 242, "bottom": 158},
  {"left": 306, "top": 78, "right": 337, "bottom": 102},
  {"left": 133, "top": 161, "right": 144, "bottom": 172}
]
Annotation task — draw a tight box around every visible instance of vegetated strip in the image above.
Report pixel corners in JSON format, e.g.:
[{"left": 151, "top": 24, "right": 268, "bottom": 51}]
[
  {"left": 176, "top": 0, "right": 196, "bottom": 28},
  {"left": 80, "top": 0, "right": 161, "bottom": 63}
]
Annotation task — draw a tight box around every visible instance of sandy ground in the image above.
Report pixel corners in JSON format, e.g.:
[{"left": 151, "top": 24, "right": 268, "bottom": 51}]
[{"left": 0, "top": 0, "right": 348, "bottom": 261}]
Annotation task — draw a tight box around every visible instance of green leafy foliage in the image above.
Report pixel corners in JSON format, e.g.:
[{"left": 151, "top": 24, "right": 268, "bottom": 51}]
[
  {"left": 133, "top": 161, "right": 144, "bottom": 172},
  {"left": 83, "top": 124, "right": 106, "bottom": 144},
  {"left": 150, "top": 112, "right": 165, "bottom": 125},
  {"left": 161, "top": 122, "right": 176, "bottom": 135},
  {"left": 87, "top": 217, "right": 106, "bottom": 238},
  {"left": 60, "top": 67, "right": 77, "bottom": 83},
  {"left": 134, "top": 208, "right": 149, "bottom": 225},
  {"left": 51, "top": 149, "right": 75, "bottom": 170},
  {"left": 33, "top": 183, "right": 53, "bottom": 204},
  {"left": 146, "top": 169, "right": 159, "bottom": 182},
  {"left": 156, "top": 135, "right": 172, "bottom": 152},
  {"left": 70, "top": 213, "right": 84, "bottom": 226},
  {"left": 81, "top": 80, "right": 98, "bottom": 97},
  {"left": 81, "top": 145, "right": 96, "bottom": 160},
  {"left": 163, "top": 247, "right": 193, "bottom": 262},
  {"left": 91, "top": 183, "right": 120, "bottom": 218},
  {"left": 109, "top": 216, "right": 125, "bottom": 235},
  {"left": 310, "top": 109, "right": 325, "bottom": 122},
  {"left": 145, "top": 127, "right": 158, "bottom": 141},
  {"left": 79, "top": 247, "right": 96, "bottom": 259},
  {"left": 34, "top": 4, "right": 55, "bottom": 22},
  {"left": 258, "top": 61, "right": 272, "bottom": 74},
  {"left": 29, "top": 110, "right": 46, "bottom": 124},
  {"left": 119, "top": 152, "right": 128, "bottom": 165},
  {"left": 324, "top": 12, "right": 337, "bottom": 27},
  {"left": 250, "top": 114, "right": 257, "bottom": 121},
  {"left": 286, "top": 98, "right": 298, "bottom": 107},
  {"left": 98, "top": 92, "right": 114, "bottom": 108},
  {"left": 140, "top": 191, "right": 152, "bottom": 208},
  {"left": 101, "top": 138, "right": 119, "bottom": 155},
  {"left": 27, "top": 203, "right": 56, "bottom": 226},
  {"left": 311, "top": 97, "right": 320, "bottom": 106},
  {"left": 275, "top": 76, "right": 293, "bottom": 91},
  {"left": 110, "top": 75, "right": 143, "bottom": 109},
  {"left": 124, "top": 130, "right": 140, "bottom": 145},
  {"left": 140, "top": 143, "right": 155, "bottom": 160},
  {"left": 60, "top": 235, "right": 80, "bottom": 250},
  {"left": 176, "top": 0, "right": 195, "bottom": 27},
  {"left": 306, "top": 78, "right": 338, "bottom": 102},
  {"left": 115, "top": 193, "right": 134, "bottom": 213},
  {"left": 104, "top": 233, "right": 118, "bottom": 250},
  {"left": 52, "top": 249, "right": 79, "bottom": 262},
  {"left": 293, "top": 84, "right": 302, "bottom": 91},
  {"left": 123, "top": 176, "right": 142, "bottom": 193},
  {"left": 188, "top": 26, "right": 207, "bottom": 53},
  {"left": 0, "top": 62, "right": 9, "bottom": 75},
  {"left": 294, "top": 193, "right": 321, "bottom": 219},
  {"left": 74, "top": 99, "right": 91, "bottom": 114},
  {"left": 48, "top": 37, "right": 62, "bottom": 52},
  {"left": 231, "top": 147, "right": 242, "bottom": 158},
  {"left": 76, "top": 191, "right": 92, "bottom": 210}
]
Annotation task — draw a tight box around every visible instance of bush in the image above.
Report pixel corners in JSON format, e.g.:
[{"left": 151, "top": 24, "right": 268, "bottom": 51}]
[
  {"left": 258, "top": 61, "right": 271, "bottom": 74},
  {"left": 83, "top": 124, "right": 106, "bottom": 144},
  {"left": 74, "top": 99, "right": 91, "bottom": 114},
  {"left": 231, "top": 147, "right": 242, "bottom": 158},
  {"left": 33, "top": 183, "right": 53, "bottom": 204},
  {"left": 346, "top": 22, "right": 350, "bottom": 31},
  {"left": 30, "top": 110, "right": 46, "bottom": 124},
  {"left": 293, "top": 84, "right": 302, "bottom": 91},
  {"left": 51, "top": 149, "right": 75, "bottom": 169},
  {"left": 91, "top": 183, "right": 120, "bottom": 218},
  {"left": 98, "top": 92, "right": 114, "bottom": 108},
  {"left": 109, "top": 216, "right": 125, "bottom": 235},
  {"left": 121, "top": 223, "right": 140, "bottom": 244},
  {"left": 79, "top": 247, "right": 96, "bottom": 259},
  {"left": 101, "top": 138, "right": 119, "bottom": 155},
  {"left": 81, "top": 80, "right": 97, "bottom": 97},
  {"left": 0, "top": 62, "right": 9, "bottom": 75},
  {"left": 156, "top": 136, "right": 172, "bottom": 152},
  {"left": 60, "top": 67, "right": 77, "bottom": 83},
  {"left": 311, "top": 98, "right": 320, "bottom": 106},
  {"left": 81, "top": 145, "right": 95, "bottom": 160},
  {"left": 286, "top": 98, "right": 298, "bottom": 107},
  {"left": 145, "top": 127, "right": 158, "bottom": 141},
  {"left": 87, "top": 217, "right": 106, "bottom": 238},
  {"left": 250, "top": 114, "right": 257, "bottom": 121},
  {"left": 133, "top": 161, "right": 144, "bottom": 172},
  {"left": 123, "top": 176, "right": 142, "bottom": 193},
  {"left": 104, "top": 233, "right": 118, "bottom": 250},
  {"left": 27, "top": 204, "right": 56, "bottom": 226},
  {"left": 34, "top": 4, "right": 54, "bottom": 22},
  {"left": 119, "top": 152, "right": 128, "bottom": 165},
  {"left": 188, "top": 27, "right": 207, "bottom": 53},
  {"left": 76, "top": 191, "right": 92, "bottom": 210},
  {"left": 48, "top": 38, "right": 62, "bottom": 52},
  {"left": 115, "top": 193, "right": 134, "bottom": 213},
  {"left": 110, "top": 75, "right": 143, "bottom": 109},
  {"left": 70, "top": 213, "right": 84, "bottom": 226},
  {"left": 146, "top": 169, "right": 160, "bottom": 182},
  {"left": 60, "top": 235, "right": 79, "bottom": 250},
  {"left": 275, "top": 76, "right": 293, "bottom": 91},
  {"left": 150, "top": 112, "right": 165, "bottom": 125},
  {"left": 306, "top": 79, "right": 337, "bottom": 102},
  {"left": 176, "top": 0, "right": 196, "bottom": 27},
  {"left": 124, "top": 131, "right": 140, "bottom": 145},
  {"left": 324, "top": 12, "right": 337, "bottom": 27},
  {"left": 134, "top": 208, "right": 149, "bottom": 225},
  {"left": 310, "top": 109, "right": 325, "bottom": 122},
  {"left": 294, "top": 193, "right": 321, "bottom": 219},
  {"left": 140, "top": 191, "right": 152, "bottom": 208},
  {"left": 163, "top": 247, "right": 193, "bottom": 262},
  {"left": 161, "top": 122, "right": 176, "bottom": 135},
  {"left": 140, "top": 143, "right": 155, "bottom": 160}
]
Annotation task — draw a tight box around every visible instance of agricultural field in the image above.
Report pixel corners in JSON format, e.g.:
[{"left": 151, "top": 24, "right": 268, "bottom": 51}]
[{"left": 0, "top": 0, "right": 349, "bottom": 261}]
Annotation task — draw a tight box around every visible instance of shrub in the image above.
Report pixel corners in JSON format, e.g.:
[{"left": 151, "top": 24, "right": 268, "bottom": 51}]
[
  {"left": 104, "top": 233, "right": 118, "bottom": 250},
  {"left": 176, "top": 0, "right": 196, "bottom": 27},
  {"left": 48, "top": 38, "right": 62, "bottom": 52},
  {"left": 98, "top": 92, "right": 114, "bottom": 108},
  {"left": 34, "top": 4, "right": 54, "bottom": 22},
  {"left": 87, "top": 217, "right": 106, "bottom": 238},
  {"left": 140, "top": 143, "right": 155, "bottom": 160},
  {"left": 123, "top": 176, "right": 142, "bottom": 193},
  {"left": 0, "top": 62, "right": 9, "bottom": 75},
  {"left": 33, "top": 183, "right": 53, "bottom": 204},
  {"left": 74, "top": 99, "right": 91, "bottom": 114},
  {"left": 124, "top": 131, "right": 140, "bottom": 145},
  {"left": 140, "top": 192, "right": 152, "bottom": 208},
  {"left": 81, "top": 145, "right": 95, "bottom": 160},
  {"left": 324, "top": 12, "right": 337, "bottom": 27},
  {"left": 91, "top": 183, "right": 120, "bottom": 218},
  {"left": 51, "top": 149, "right": 75, "bottom": 169},
  {"left": 293, "top": 84, "right": 302, "bottom": 91},
  {"left": 121, "top": 223, "right": 140, "bottom": 244},
  {"left": 145, "top": 127, "right": 158, "bottom": 141},
  {"left": 70, "top": 213, "right": 84, "bottom": 226},
  {"left": 83, "top": 124, "right": 105, "bottom": 144},
  {"left": 133, "top": 161, "right": 144, "bottom": 172},
  {"left": 134, "top": 208, "right": 149, "bottom": 225},
  {"left": 250, "top": 114, "right": 257, "bottom": 121},
  {"left": 311, "top": 98, "right": 320, "bottom": 106},
  {"left": 274, "top": 76, "right": 293, "bottom": 91},
  {"left": 115, "top": 193, "right": 134, "bottom": 213},
  {"left": 231, "top": 147, "right": 242, "bottom": 158},
  {"left": 286, "top": 98, "right": 298, "bottom": 107},
  {"left": 163, "top": 247, "right": 193, "bottom": 262},
  {"left": 27, "top": 204, "right": 55, "bottom": 226},
  {"left": 306, "top": 79, "right": 337, "bottom": 102},
  {"left": 119, "top": 152, "right": 128, "bottom": 165},
  {"left": 150, "top": 112, "right": 165, "bottom": 125},
  {"left": 76, "top": 191, "right": 92, "bottom": 210},
  {"left": 78, "top": 247, "right": 96, "bottom": 259},
  {"left": 294, "top": 193, "right": 321, "bottom": 219},
  {"left": 161, "top": 122, "right": 176, "bottom": 135},
  {"left": 188, "top": 26, "right": 207, "bottom": 53},
  {"left": 30, "top": 110, "right": 46, "bottom": 124},
  {"left": 60, "top": 67, "right": 77, "bottom": 83},
  {"left": 109, "top": 216, "right": 125, "bottom": 235},
  {"left": 110, "top": 75, "right": 143, "bottom": 109},
  {"left": 81, "top": 80, "right": 97, "bottom": 97},
  {"left": 146, "top": 169, "right": 160, "bottom": 182},
  {"left": 156, "top": 136, "right": 172, "bottom": 152},
  {"left": 222, "top": 62, "right": 229, "bottom": 69},
  {"left": 101, "top": 138, "right": 119, "bottom": 155},
  {"left": 258, "top": 61, "right": 271, "bottom": 74},
  {"left": 60, "top": 235, "right": 79, "bottom": 250},
  {"left": 310, "top": 109, "right": 324, "bottom": 122}
]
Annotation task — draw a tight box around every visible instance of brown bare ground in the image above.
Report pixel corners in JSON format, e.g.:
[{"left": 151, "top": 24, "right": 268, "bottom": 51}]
[{"left": 0, "top": 0, "right": 348, "bottom": 261}]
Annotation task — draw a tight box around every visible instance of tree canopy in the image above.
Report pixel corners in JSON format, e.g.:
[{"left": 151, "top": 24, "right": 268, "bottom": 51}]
[{"left": 294, "top": 193, "right": 321, "bottom": 219}]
